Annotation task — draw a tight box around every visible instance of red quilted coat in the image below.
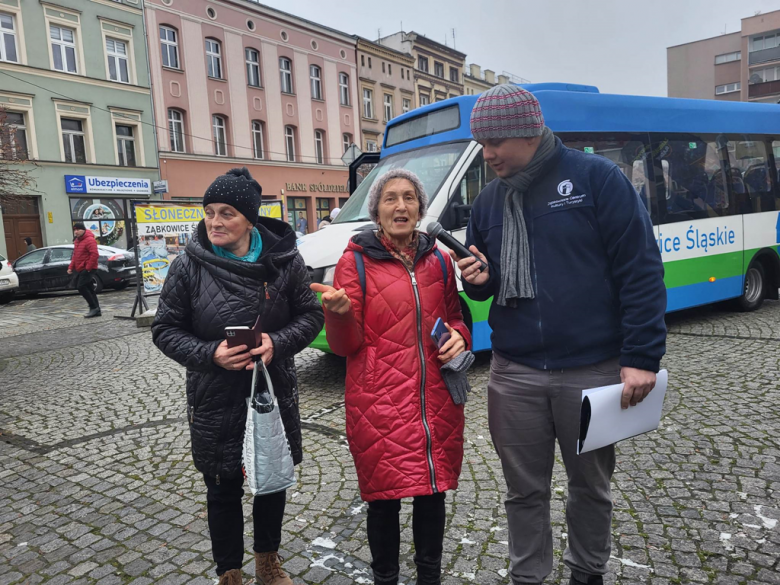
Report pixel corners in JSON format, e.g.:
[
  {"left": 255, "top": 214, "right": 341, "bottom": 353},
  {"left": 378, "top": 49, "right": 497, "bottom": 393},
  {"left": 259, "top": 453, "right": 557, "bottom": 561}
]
[
  {"left": 69, "top": 230, "right": 99, "bottom": 272},
  {"left": 324, "top": 231, "right": 471, "bottom": 502}
]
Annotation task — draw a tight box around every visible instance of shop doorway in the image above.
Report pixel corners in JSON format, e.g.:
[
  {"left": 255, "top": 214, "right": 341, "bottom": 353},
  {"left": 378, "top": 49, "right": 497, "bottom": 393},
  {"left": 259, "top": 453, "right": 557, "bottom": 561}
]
[
  {"left": 1, "top": 196, "right": 42, "bottom": 261},
  {"left": 287, "top": 197, "right": 309, "bottom": 234}
]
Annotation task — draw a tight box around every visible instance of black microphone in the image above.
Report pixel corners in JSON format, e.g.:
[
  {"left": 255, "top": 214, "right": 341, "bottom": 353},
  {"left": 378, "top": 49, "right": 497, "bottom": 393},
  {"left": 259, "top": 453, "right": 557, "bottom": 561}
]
[{"left": 426, "top": 222, "right": 488, "bottom": 273}]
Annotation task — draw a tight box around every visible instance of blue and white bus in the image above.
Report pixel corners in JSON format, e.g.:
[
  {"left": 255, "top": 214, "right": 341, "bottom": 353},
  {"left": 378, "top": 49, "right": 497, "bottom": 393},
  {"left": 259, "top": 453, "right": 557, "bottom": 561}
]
[{"left": 300, "top": 83, "right": 780, "bottom": 352}]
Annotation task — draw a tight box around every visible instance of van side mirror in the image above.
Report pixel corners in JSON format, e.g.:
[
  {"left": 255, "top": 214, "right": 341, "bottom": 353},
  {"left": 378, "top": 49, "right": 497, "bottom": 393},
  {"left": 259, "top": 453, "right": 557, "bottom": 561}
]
[{"left": 455, "top": 204, "right": 472, "bottom": 227}]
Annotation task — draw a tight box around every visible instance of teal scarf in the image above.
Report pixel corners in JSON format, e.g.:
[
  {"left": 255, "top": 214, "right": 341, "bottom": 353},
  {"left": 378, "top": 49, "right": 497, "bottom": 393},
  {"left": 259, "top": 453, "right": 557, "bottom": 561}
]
[{"left": 213, "top": 228, "right": 263, "bottom": 263}]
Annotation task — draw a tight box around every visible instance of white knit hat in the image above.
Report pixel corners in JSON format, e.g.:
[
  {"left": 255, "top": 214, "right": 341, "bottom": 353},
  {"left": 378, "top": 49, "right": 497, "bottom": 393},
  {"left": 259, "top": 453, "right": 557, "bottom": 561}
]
[{"left": 367, "top": 168, "right": 428, "bottom": 224}]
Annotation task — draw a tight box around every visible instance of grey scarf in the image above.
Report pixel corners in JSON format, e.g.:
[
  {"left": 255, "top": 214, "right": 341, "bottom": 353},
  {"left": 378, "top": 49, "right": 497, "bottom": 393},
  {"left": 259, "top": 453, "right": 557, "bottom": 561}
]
[{"left": 497, "top": 127, "right": 557, "bottom": 307}]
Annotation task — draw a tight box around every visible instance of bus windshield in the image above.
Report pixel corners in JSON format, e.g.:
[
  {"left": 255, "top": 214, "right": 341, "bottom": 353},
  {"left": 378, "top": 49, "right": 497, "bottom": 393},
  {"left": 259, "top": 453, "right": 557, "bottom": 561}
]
[{"left": 333, "top": 141, "right": 469, "bottom": 223}]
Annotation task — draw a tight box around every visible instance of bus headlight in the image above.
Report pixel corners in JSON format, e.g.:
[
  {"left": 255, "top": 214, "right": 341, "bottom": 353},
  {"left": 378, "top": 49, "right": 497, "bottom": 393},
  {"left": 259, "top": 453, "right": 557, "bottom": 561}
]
[{"left": 323, "top": 265, "right": 336, "bottom": 286}]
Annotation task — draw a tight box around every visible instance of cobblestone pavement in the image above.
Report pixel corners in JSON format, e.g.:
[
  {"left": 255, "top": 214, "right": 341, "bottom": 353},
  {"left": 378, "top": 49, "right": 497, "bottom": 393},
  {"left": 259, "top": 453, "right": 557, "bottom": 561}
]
[{"left": 1, "top": 293, "right": 779, "bottom": 585}]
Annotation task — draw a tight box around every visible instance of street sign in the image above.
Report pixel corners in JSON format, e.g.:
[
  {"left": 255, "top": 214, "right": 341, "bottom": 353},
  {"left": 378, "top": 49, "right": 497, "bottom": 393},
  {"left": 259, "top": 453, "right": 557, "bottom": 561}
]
[
  {"left": 153, "top": 180, "right": 169, "bottom": 194},
  {"left": 341, "top": 143, "right": 362, "bottom": 166}
]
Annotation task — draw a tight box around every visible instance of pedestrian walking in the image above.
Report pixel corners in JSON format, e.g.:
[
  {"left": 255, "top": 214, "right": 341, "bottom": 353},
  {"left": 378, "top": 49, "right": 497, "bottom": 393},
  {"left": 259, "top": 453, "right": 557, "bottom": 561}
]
[
  {"left": 68, "top": 223, "right": 101, "bottom": 318},
  {"left": 452, "top": 85, "right": 667, "bottom": 585},
  {"left": 312, "top": 169, "right": 472, "bottom": 585},
  {"left": 296, "top": 212, "right": 307, "bottom": 234},
  {"left": 152, "top": 167, "right": 324, "bottom": 585},
  {"left": 23, "top": 237, "right": 36, "bottom": 253}
]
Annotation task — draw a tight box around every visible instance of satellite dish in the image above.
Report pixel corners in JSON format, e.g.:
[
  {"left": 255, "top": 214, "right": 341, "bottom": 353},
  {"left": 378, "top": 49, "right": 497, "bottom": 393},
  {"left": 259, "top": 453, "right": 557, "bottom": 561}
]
[{"left": 749, "top": 73, "right": 762, "bottom": 85}]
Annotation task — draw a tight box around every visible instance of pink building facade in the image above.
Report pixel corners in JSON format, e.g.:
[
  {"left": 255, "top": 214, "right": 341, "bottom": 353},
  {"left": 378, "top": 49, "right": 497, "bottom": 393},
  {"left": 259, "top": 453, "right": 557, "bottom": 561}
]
[{"left": 144, "top": 0, "right": 359, "bottom": 231}]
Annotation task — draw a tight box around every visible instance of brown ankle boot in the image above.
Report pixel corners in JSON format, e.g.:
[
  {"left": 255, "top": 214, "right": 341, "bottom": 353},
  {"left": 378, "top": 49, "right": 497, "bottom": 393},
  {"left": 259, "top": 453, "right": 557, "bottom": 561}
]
[
  {"left": 218, "top": 569, "right": 244, "bottom": 585},
  {"left": 255, "top": 551, "right": 292, "bottom": 585}
]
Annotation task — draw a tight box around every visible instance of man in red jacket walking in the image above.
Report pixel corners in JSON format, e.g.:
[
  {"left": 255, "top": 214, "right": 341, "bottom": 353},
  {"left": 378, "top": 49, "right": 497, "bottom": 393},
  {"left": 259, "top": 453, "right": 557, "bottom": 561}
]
[{"left": 68, "top": 223, "right": 101, "bottom": 317}]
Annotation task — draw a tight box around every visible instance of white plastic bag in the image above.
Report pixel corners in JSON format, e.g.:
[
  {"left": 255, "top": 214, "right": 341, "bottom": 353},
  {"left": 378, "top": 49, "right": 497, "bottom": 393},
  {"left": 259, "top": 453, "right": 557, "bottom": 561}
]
[{"left": 242, "top": 361, "right": 296, "bottom": 496}]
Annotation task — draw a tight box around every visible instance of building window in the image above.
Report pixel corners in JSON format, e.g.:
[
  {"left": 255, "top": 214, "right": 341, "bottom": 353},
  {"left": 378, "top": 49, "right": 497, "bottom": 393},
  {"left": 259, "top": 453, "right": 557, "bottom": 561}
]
[
  {"left": 51, "top": 25, "right": 78, "bottom": 73},
  {"left": 434, "top": 61, "right": 444, "bottom": 78},
  {"left": 0, "top": 12, "right": 18, "bottom": 63},
  {"left": 715, "top": 82, "right": 741, "bottom": 95},
  {"left": 159, "top": 26, "right": 179, "bottom": 69},
  {"left": 168, "top": 109, "right": 184, "bottom": 153},
  {"left": 314, "top": 129, "right": 325, "bottom": 164},
  {"left": 402, "top": 98, "right": 410, "bottom": 113},
  {"left": 752, "top": 34, "right": 778, "bottom": 52},
  {"left": 383, "top": 94, "right": 393, "bottom": 121},
  {"left": 749, "top": 66, "right": 780, "bottom": 84},
  {"left": 106, "top": 38, "right": 130, "bottom": 83},
  {"left": 0, "top": 111, "right": 27, "bottom": 160},
  {"left": 285, "top": 125, "right": 295, "bottom": 162},
  {"left": 388, "top": 64, "right": 392, "bottom": 75},
  {"left": 368, "top": 57, "right": 372, "bottom": 68},
  {"left": 715, "top": 51, "right": 741, "bottom": 64},
  {"left": 116, "top": 124, "right": 136, "bottom": 166},
  {"left": 252, "top": 120, "right": 264, "bottom": 159},
  {"left": 280, "top": 57, "right": 293, "bottom": 93},
  {"left": 316, "top": 198, "right": 331, "bottom": 224},
  {"left": 342, "top": 133, "right": 351, "bottom": 153},
  {"left": 382, "top": 62, "right": 385, "bottom": 73},
  {"left": 418, "top": 56, "right": 428, "bottom": 72},
  {"left": 361, "top": 55, "right": 364, "bottom": 67},
  {"left": 245, "top": 48, "right": 261, "bottom": 87},
  {"left": 450, "top": 67, "right": 459, "bottom": 82},
  {"left": 61, "top": 118, "right": 86, "bottom": 163},
  {"left": 420, "top": 93, "right": 430, "bottom": 106},
  {"left": 363, "top": 88, "right": 374, "bottom": 119},
  {"left": 205, "top": 38, "right": 222, "bottom": 79},
  {"left": 212, "top": 115, "right": 226, "bottom": 156},
  {"left": 310, "top": 64, "right": 322, "bottom": 100},
  {"left": 366, "top": 139, "right": 378, "bottom": 152},
  {"left": 339, "top": 72, "right": 350, "bottom": 105}
]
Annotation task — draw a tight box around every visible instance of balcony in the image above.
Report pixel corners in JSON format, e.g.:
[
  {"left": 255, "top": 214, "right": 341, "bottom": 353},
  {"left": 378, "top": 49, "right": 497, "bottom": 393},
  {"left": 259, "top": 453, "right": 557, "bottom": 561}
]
[
  {"left": 749, "top": 45, "right": 780, "bottom": 65},
  {"left": 748, "top": 79, "right": 780, "bottom": 98}
]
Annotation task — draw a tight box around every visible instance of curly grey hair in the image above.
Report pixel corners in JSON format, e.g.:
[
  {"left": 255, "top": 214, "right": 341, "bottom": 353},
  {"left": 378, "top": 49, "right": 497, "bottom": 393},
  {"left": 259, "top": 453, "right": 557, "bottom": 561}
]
[{"left": 367, "top": 168, "right": 428, "bottom": 224}]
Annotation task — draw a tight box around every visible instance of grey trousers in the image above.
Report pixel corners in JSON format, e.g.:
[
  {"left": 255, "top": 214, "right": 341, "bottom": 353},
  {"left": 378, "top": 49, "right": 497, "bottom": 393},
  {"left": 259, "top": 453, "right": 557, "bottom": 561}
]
[{"left": 487, "top": 353, "right": 621, "bottom": 584}]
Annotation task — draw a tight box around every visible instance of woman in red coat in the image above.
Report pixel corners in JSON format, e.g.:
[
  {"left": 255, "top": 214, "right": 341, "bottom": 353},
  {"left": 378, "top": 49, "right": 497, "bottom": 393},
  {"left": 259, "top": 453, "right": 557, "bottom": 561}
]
[{"left": 312, "top": 168, "right": 471, "bottom": 585}]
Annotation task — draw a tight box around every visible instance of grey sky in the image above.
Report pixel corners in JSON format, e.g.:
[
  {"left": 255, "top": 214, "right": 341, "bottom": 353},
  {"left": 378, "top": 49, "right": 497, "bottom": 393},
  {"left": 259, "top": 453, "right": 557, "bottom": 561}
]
[{"left": 260, "top": 0, "right": 780, "bottom": 97}]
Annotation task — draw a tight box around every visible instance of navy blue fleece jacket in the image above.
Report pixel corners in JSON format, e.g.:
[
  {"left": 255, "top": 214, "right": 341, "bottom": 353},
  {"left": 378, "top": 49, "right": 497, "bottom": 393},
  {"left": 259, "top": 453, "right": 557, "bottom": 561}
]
[{"left": 464, "top": 140, "right": 667, "bottom": 372}]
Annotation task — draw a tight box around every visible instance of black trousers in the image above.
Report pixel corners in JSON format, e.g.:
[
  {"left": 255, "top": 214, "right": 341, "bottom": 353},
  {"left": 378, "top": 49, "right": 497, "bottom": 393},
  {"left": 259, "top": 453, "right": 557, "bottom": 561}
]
[
  {"left": 76, "top": 270, "right": 99, "bottom": 310},
  {"left": 367, "top": 492, "right": 446, "bottom": 585},
  {"left": 203, "top": 474, "right": 286, "bottom": 576}
]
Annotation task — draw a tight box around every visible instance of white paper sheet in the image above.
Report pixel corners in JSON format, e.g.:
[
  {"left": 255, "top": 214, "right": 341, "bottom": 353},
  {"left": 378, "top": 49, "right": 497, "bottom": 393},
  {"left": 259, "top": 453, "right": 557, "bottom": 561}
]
[{"left": 577, "top": 369, "right": 668, "bottom": 454}]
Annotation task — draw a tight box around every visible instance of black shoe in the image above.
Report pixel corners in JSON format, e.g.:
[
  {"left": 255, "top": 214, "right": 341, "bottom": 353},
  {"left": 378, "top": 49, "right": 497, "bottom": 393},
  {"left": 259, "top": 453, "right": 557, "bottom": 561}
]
[
  {"left": 570, "top": 575, "right": 604, "bottom": 585},
  {"left": 84, "top": 308, "right": 102, "bottom": 318}
]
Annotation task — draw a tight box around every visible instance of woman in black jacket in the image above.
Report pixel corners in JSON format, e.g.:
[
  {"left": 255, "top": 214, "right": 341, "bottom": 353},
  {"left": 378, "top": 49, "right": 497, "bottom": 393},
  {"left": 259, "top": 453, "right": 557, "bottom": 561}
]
[{"left": 152, "top": 168, "right": 323, "bottom": 585}]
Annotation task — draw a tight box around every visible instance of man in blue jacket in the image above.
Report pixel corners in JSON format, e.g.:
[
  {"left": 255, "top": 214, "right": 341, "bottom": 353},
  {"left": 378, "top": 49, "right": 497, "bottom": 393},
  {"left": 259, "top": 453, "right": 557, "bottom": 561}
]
[{"left": 452, "top": 85, "right": 667, "bottom": 585}]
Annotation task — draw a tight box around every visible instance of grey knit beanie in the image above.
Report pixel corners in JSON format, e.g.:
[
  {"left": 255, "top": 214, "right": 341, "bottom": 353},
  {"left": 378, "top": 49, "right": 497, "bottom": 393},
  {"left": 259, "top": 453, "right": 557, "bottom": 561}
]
[
  {"left": 470, "top": 84, "right": 545, "bottom": 141},
  {"left": 368, "top": 168, "right": 428, "bottom": 224}
]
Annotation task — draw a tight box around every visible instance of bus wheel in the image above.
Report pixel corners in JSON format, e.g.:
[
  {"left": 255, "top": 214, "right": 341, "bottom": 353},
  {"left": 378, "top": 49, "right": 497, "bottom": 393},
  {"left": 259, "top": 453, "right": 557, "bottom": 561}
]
[{"left": 737, "top": 262, "right": 765, "bottom": 312}]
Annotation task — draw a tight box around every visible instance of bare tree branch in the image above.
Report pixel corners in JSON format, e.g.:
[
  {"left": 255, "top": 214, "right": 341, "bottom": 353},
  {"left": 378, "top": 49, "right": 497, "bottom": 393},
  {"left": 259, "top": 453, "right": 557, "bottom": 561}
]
[{"left": 0, "top": 107, "right": 41, "bottom": 205}]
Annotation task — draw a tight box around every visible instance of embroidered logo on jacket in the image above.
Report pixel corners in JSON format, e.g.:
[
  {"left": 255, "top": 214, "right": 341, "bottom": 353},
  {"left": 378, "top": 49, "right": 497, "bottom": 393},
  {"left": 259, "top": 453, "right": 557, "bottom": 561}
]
[{"left": 557, "top": 180, "right": 574, "bottom": 197}]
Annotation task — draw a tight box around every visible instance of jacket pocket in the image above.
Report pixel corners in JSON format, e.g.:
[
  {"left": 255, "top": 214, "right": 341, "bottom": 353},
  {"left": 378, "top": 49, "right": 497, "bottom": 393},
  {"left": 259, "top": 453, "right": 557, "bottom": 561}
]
[{"left": 365, "top": 346, "right": 377, "bottom": 392}]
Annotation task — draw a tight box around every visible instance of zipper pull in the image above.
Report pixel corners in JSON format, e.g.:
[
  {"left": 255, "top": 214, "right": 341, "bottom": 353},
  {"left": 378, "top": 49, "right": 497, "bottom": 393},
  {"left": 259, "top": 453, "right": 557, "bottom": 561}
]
[
  {"left": 264, "top": 282, "right": 270, "bottom": 300},
  {"left": 216, "top": 475, "right": 220, "bottom": 486},
  {"left": 410, "top": 271, "right": 417, "bottom": 286}
]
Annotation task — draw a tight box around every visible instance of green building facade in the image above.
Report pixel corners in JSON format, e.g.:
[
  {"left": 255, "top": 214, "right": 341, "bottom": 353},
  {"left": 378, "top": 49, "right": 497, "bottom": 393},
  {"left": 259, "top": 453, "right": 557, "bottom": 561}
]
[{"left": 0, "top": 0, "right": 159, "bottom": 260}]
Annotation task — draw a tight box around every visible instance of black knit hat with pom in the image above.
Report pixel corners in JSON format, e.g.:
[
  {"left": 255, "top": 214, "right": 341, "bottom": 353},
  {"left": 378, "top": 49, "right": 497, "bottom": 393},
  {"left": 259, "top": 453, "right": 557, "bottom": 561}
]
[{"left": 203, "top": 167, "right": 262, "bottom": 225}]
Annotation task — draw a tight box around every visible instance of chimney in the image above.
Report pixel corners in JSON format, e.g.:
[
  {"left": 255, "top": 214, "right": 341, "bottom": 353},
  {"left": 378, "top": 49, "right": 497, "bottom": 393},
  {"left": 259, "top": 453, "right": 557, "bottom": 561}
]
[
  {"left": 469, "top": 63, "right": 481, "bottom": 78},
  {"left": 484, "top": 69, "right": 495, "bottom": 84},
  {"left": 498, "top": 74, "right": 509, "bottom": 85}
]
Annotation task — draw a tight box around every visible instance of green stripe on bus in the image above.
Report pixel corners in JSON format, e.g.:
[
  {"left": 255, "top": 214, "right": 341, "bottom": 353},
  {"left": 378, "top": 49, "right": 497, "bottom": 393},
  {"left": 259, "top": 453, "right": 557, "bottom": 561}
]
[{"left": 663, "top": 252, "right": 743, "bottom": 288}]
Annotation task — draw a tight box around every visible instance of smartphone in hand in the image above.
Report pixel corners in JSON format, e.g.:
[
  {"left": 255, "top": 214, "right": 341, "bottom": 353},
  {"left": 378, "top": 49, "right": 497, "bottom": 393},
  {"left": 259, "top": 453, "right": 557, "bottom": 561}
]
[{"left": 430, "top": 317, "right": 451, "bottom": 350}]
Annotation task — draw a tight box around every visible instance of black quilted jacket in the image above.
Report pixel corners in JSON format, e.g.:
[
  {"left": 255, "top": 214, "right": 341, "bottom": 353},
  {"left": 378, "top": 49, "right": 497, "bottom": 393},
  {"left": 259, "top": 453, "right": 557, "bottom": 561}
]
[{"left": 151, "top": 217, "right": 324, "bottom": 480}]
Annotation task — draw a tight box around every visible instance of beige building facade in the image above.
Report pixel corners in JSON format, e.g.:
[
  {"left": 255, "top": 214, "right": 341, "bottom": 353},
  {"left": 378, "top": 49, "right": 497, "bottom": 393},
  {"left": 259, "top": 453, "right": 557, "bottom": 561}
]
[
  {"left": 355, "top": 37, "right": 414, "bottom": 152},
  {"left": 378, "top": 32, "right": 465, "bottom": 107},
  {"left": 668, "top": 9, "right": 780, "bottom": 104},
  {"left": 463, "top": 64, "right": 510, "bottom": 96}
]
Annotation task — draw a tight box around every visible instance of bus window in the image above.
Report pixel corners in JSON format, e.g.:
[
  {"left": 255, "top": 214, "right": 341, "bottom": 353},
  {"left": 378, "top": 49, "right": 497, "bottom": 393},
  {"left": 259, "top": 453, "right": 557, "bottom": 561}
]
[
  {"left": 773, "top": 140, "right": 780, "bottom": 209},
  {"left": 558, "top": 134, "right": 651, "bottom": 212},
  {"left": 650, "top": 135, "right": 731, "bottom": 224},
  {"left": 442, "top": 150, "right": 495, "bottom": 230},
  {"left": 728, "top": 137, "right": 775, "bottom": 213}
]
